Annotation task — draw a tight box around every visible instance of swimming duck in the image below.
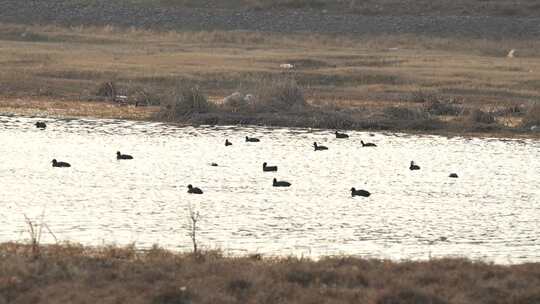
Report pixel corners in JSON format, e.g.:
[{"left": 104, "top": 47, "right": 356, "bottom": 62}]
[
  {"left": 263, "top": 162, "right": 278, "bottom": 172},
  {"left": 116, "top": 151, "right": 133, "bottom": 160},
  {"left": 225, "top": 139, "right": 232, "bottom": 146},
  {"left": 273, "top": 178, "right": 291, "bottom": 187},
  {"left": 187, "top": 184, "right": 203, "bottom": 194},
  {"left": 410, "top": 161, "right": 420, "bottom": 170},
  {"left": 245, "top": 136, "right": 260, "bottom": 142},
  {"left": 361, "top": 140, "right": 376, "bottom": 147},
  {"left": 313, "top": 142, "right": 328, "bottom": 151},
  {"left": 449, "top": 173, "right": 458, "bottom": 178},
  {"left": 351, "top": 188, "right": 370, "bottom": 197},
  {"left": 52, "top": 159, "right": 70, "bottom": 167},
  {"left": 35, "top": 122, "right": 46, "bottom": 129},
  {"left": 335, "top": 131, "right": 349, "bottom": 139},
  {"left": 211, "top": 163, "right": 218, "bottom": 167}
]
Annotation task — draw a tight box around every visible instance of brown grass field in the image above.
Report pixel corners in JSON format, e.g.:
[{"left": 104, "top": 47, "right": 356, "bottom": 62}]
[
  {"left": 0, "top": 23, "right": 539, "bottom": 136},
  {"left": 1, "top": 242, "right": 539, "bottom": 304}
]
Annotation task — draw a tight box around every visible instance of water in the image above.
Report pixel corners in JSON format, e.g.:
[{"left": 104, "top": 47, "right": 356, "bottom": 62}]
[{"left": 0, "top": 115, "right": 539, "bottom": 263}]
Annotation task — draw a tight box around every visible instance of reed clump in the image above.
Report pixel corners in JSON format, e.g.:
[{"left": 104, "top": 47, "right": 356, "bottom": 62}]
[{"left": 522, "top": 103, "right": 540, "bottom": 128}]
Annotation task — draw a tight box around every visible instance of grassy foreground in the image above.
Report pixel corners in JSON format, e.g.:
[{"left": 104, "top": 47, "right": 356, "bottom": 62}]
[{"left": 1, "top": 243, "right": 539, "bottom": 304}]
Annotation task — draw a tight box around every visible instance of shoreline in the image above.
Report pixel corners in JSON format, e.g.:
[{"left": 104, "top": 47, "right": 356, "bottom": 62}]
[{"left": 1, "top": 98, "right": 538, "bottom": 140}]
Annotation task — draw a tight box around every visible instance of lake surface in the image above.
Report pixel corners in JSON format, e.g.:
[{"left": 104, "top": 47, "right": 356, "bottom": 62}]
[{"left": 0, "top": 115, "right": 539, "bottom": 263}]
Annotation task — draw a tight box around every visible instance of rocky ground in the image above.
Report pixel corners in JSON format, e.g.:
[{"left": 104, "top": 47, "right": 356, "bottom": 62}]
[{"left": 0, "top": 0, "right": 539, "bottom": 38}]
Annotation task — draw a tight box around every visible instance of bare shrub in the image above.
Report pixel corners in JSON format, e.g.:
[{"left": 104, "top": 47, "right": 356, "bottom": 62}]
[
  {"left": 466, "top": 109, "right": 496, "bottom": 124},
  {"left": 249, "top": 77, "right": 307, "bottom": 112},
  {"left": 158, "top": 86, "right": 214, "bottom": 121},
  {"left": 187, "top": 204, "right": 201, "bottom": 255},
  {"left": 522, "top": 103, "right": 540, "bottom": 127},
  {"left": 95, "top": 81, "right": 117, "bottom": 100},
  {"left": 23, "top": 213, "right": 57, "bottom": 259}
]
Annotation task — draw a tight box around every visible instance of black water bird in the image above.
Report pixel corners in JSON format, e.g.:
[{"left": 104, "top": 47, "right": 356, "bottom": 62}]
[
  {"left": 351, "top": 188, "right": 370, "bottom": 197},
  {"left": 449, "top": 173, "right": 458, "bottom": 178},
  {"left": 313, "top": 142, "right": 328, "bottom": 151},
  {"left": 187, "top": 184, "right": 203, "bottom": 194},
  {"left": 263, "top": 162, "right": 277, "bottom": 172},
  {"left": 52, "top": 159, "right": 70, "bottom": 167},
  {"left": 35, "top": 122, "right": 46, "bottom": 129},
  {"left": 116, "top": 151, "right": 133, "bottom": 160},
  {"left": 246, "top": 136, "right": 260, "bottom": 142},
  {"left": 225, "top": 139, "right": 232, "bottom": 146},
  {"left": 361, "top": 140, "right": 376, "bottom": 147},
  {"left": 335, "top": 131, "right": 349, "bottom": 139},
  {"left": 409, "top": 161, "right": 420, "bottom": 170},
  {"left": 273, "top": 178, "right": 291, "bottom": 187},
  {"left": 211, "top": 163, "right": 218, "bottom": 167}
]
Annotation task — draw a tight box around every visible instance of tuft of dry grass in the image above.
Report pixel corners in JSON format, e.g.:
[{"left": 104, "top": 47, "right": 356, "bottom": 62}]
[
  {"left": 522, "top": 103, "right": 540, "bottom": 127},
  {"left": 466, "top": 109, "right": 496, "bottom": 125},
  {"left": 0, "top": 242, "right": 539, "bottom": 304},
  {"left": 157, "top": 85, "right": 214, "bottom": 121}
]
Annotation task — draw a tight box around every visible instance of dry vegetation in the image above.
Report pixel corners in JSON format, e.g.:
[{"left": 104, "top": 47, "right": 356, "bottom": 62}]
[
  {"left": 0, "top": 23, "right": 539, "bottom": 135},
  {"left": 1, "top": 242, "right": 539, "bottom": 304}
]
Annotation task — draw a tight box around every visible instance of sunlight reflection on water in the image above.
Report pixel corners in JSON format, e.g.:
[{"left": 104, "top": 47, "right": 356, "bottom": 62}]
[{"left": 0, "top": 115, "right": 539, "bottom": 263}]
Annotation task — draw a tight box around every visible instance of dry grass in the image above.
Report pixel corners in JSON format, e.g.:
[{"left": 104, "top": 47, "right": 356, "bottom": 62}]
[
  {"left": 0, "top": 97, "right": 157, "bottom": 120},
  {"left": 522, "top": 103, "right": 540, "bottom": 127},
  {"left": 0, "top": 242, "right": 539, "bottom": 304},
  {"left": 1, "top": 23, "right": 540, "bottom": 136}
]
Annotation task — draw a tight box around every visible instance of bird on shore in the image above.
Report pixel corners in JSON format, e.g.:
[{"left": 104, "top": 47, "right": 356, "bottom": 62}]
[
  {"left": 225, "top": 139, "right": 232, "bottom": 146},
  {"left": 263, "top": 162, "right": 278, "bottom": 172},
  {"left": 351, "top": 188, "right": 370, "bottom": 197},
  {"left": 335, "top": 131, "right": 349, "bottom": 139},
  {"left": 273, "top": 178, "right": 291, "bottom": 187},
  {"left": 116, "top": 151, "right": 133, "bottom": 160},
  {"left": 52, "top": 159, "right": 70, "bottom": 168},
  {"left": 361, "top": 140, "right": 376, "bottom": 147},
  {"left": 409, "top": 161, "right": 420, "bottom": 170},
  {"left": 187, "top": 184, "right": 203, "bottom": 194},
  {"left": 35, "top": 122, "right": 46, "bottom": 129},
  {"left": 245, "top": 136, "right": 260, "bottom": 142},
  {"left": 449, "top": 173, "right": 458, "bottom": 178},
  {"left": 313, "top": 142, "right": 328, "bottom": 151}
]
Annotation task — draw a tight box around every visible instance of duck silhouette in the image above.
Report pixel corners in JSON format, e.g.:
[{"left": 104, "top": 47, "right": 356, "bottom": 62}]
[
  {"left": 313, "top": 142, "right": 328, "bottom": 151},
  {"left": 52, "top": 159, "right": 70, "bottom": 167},
  {"left": 335, "top": 131, "right": 349, "bottom": 139},
  {"left": 351, "top": 188, "right": 370, "bottom": 197},
  {"left": 361, "top": 140, "right": 376, "bottom": 147},
  {"left": 35, "top": 122, "right": 46, "bottom": 129},
  {"left": 273, "top": 178, "right": 291, "bottom": 187},
  {"left": 187, "top": 184, "right": 203, "bottom": 194},
  {"left": 263, "top": 162, "right": 278, "bottom": 172},
  {"left": 449, "top": 173, "right": 458, "bottom": 178},
  {"left": 245, "top": 136, "right": 260, "bottom": 142},
  {"left": 116, "top": 151, "right": 133, "bottom": 160},
  {"left": 410, "top": 161, "right": 420, "bottom": 170},
  {"left": 225, "top": 139, "right": 232, "bottom": 146}
]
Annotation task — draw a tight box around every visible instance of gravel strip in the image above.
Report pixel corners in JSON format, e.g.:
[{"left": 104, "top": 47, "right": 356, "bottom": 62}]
[{"left": 0, "top": 0, "right": 539, "bottom": 38}]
